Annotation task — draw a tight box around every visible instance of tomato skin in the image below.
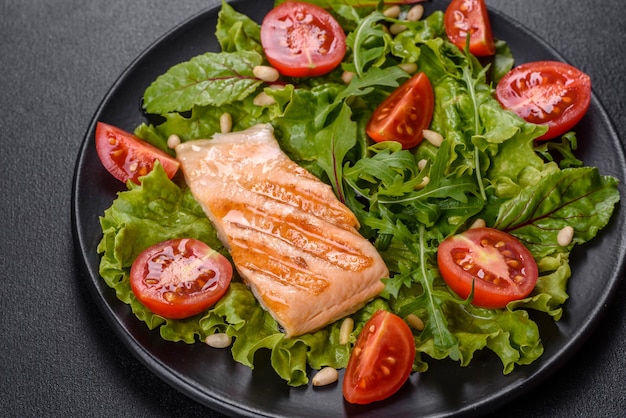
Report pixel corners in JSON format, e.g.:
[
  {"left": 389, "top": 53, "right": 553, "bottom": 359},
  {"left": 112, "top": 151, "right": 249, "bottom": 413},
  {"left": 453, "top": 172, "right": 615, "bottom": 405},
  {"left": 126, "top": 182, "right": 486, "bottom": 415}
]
[
  {"left": 260, "top": 1, "right": 346, "bottom": 78},
  {"left": 95, "top": 122, "right": 179, "bottom": 184},
  {"left": 495, "top": 61, "right": 592, "bottom": 141},
  {"left": 437, "top": 228, "right": 538, "bottom": 309},
  {"left": 130, "top": 238, "right": 232, "bottom": 319},
  {"left": 365, "top": 72, "right": 434, "bottom": 149},
  {"left": 444, "top": 0, "right": 495, "bottom": 56},
  {"left": 343, "top": 310, "right": 415, "bottom": 405}
]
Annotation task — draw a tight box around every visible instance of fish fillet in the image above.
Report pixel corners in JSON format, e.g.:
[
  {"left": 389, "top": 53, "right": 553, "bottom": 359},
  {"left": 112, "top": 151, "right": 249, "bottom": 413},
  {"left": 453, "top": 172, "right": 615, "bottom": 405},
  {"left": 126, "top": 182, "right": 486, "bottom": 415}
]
[{"left": 175, "top": 124, "right": 387, "bottom": 337}]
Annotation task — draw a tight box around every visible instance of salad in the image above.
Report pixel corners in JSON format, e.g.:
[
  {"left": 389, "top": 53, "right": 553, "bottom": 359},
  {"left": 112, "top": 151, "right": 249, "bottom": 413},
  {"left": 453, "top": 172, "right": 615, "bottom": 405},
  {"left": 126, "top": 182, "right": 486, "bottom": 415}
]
[{"left": 95, "top": 0, "right": 620, "bottom": 406}]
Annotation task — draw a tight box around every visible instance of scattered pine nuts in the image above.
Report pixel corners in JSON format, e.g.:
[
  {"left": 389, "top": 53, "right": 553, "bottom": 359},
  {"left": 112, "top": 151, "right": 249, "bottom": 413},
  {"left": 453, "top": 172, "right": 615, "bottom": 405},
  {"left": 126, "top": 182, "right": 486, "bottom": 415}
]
[
  {"left": 312, "top": 367, "right": 339, "bottom": 387},
  {"left": 389, "top": 23, "right": 407, "bottom": 35},
  {"left": 557, "top": 225, "right": 575, "bottom": 246},
  {"left": 253, "top": 65, "right": 280, "bottom": 82},
  {"left": 167, "top": 134, "right": 181, "bottom": 149},
  {"left": 470, "top": 218, "right": 486, "bottom": 229},
  {"left": 342, "top": 70, "right": 355, "bottom": 84},
  {"left": 383, "top": 5, "right": 401, "bottom": 18},
  {"left": 253, "top": 91, "right": 276, "bottom": 106},
  {"left": 406, "top": 4, "right": 425, "bottom": 22},
  {"left": 205, "top": 333, "right": 232, "bottom": 348},
  {"left": 398, "top": 62, "right": 418, "bottom": 74},
  {"left": 417, "top": 158, "right": 428, "bottom": 171},
  {"left": 423, "top": 129, "right": 444, "bottom": 147},
  {"left": 406, "top": 314, "right": 424, "bottom": 331},
  {"left": 339, "top": 317, "right": 354, "bottom": 345}
]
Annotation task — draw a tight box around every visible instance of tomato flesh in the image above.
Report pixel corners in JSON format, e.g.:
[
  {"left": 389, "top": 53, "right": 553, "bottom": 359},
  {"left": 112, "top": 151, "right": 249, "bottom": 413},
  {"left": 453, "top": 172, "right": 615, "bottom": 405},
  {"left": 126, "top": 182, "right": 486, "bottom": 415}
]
[
  {"left": 343, "top": 310, "right": 415, "bottom": 405},
  {"left": 495, "top": 61, "right": 591, "bottom": 141},
  {"left": 437, "top": 228, "right": 538, "bottom": 309},
  {"left": 366, "top": 72, "right": 434, "bottom": 149},
  {"left": 95, "top": 122, "right": 179, "bottom": 184},
  {"left": 260, "top": 1, "right": 346, "bottom": 78},
  {"left": 444, "top": 0, "right": 495, "bottom": 56},
  {"left": 130, "top": 238, "right": 232, "bottom": 319}
]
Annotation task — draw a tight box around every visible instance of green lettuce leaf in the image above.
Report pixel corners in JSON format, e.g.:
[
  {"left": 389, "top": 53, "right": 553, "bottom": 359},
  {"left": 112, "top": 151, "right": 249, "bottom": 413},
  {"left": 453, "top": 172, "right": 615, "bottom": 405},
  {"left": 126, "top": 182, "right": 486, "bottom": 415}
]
[
  {"left": 143, "top": 50, "right": 264, "bottom": 114},
  {"left": 215, "top": 0, "right": 263, "bottom": 55},
  {"left": 494, "top": 167, "right": 620, "bottom": 258}
]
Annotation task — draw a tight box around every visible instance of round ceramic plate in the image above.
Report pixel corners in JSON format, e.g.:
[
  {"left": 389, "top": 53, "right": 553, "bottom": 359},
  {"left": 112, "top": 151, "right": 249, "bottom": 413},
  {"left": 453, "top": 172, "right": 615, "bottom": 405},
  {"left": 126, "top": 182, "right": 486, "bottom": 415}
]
[{"left": 72, "top": 1, "right": 626, "bottom": 416}]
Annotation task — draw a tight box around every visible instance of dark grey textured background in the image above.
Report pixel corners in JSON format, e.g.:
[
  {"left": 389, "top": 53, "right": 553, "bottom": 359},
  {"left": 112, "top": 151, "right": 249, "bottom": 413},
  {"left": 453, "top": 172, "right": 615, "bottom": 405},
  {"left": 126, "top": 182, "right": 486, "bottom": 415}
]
[{"left": 1, "top": 0, "right": 624, "bottom": 416}]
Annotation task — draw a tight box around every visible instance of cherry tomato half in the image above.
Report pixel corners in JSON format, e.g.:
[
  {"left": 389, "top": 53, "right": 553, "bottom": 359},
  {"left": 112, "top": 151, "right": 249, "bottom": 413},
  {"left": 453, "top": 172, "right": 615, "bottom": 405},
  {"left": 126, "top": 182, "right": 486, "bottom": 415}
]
[
  {"left": 260, "top": 1, "right": 346, "bottom": 78},
  {"left": 343, "top": 310, "right": 415, "bottom": 405},
  {"left": 495, "top": 61, "right": 592, "bottom": 141},
  {"left": 130, "top": 238, "right": 233, "bottom": 319},
  {"left": 365, "top": 72, "right": 434, "bottom": 149},
  {"left": 95, "top": 122, "right": 179, "bottom": 184},
  {"left": 437, "top": 227, "right": 538, "bottom": 309},
  {"left": 444, "top": 0, "right": 495, "bottom": 56}
]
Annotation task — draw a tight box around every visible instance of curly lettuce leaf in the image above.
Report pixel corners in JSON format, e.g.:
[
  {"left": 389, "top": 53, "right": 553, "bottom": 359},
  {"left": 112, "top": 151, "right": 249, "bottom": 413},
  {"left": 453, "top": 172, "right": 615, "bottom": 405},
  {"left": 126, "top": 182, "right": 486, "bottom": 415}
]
[
  {"left": 215, "top": 0, "right": 263, "bottom": 55},
  {"left": 97, "top": 165, "right": 358, "bottom": 386}
]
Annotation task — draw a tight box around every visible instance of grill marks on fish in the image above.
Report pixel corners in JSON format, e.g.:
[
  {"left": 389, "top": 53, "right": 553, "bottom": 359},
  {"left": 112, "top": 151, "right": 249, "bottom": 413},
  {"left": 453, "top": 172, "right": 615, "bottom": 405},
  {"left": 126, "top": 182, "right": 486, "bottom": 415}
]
[{"left": 175, "top": 124, "right": 387, "bottom": 336}]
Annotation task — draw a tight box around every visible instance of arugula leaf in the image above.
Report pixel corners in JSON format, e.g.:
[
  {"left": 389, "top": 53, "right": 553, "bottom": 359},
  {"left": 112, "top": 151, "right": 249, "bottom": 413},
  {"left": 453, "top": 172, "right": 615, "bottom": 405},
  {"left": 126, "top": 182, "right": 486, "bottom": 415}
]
[
  {"left": 314, "top": 102, "right": 356, "bottom": 202},
  {"left": 346, "top": 10, "right": 390, "bottom": 77},
  {"left": 535, "top": 131, "right": 584, "bottom": 169}
]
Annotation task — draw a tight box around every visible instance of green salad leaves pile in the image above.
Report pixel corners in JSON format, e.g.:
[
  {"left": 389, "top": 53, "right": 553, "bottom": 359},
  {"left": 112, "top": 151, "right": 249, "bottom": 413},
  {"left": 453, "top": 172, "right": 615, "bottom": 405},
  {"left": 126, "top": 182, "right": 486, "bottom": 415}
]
[{"left": 97, "top": 0, "right": 620, "bottom": 386}]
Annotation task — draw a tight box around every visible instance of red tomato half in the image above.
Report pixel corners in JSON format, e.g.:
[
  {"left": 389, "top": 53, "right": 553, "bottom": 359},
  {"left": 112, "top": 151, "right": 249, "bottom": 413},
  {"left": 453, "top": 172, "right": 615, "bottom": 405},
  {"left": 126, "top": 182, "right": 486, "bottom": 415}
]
[
  {"left": 130, "top": 238, "right": 232, "bottom": 319},
  {"left": 95, "top": 122, "right": 179, "bottom": 184},
  {"left": 495, "top": 61, "right": 592, "bottom": 141},
  {"left": 343, "top": 310, "right": 415, "bottom": 405},
  {"left": 444, "top": 0, "right": 495, "bottom": 56},
  {"left": 260, "top": 1, "right": 346, "bottom": 77},
  {"left": 437, "top": 228, "right": 538, "bottom": 309},
  {"left": 365, "top": 72, "right": 434, "bottom": 149}
]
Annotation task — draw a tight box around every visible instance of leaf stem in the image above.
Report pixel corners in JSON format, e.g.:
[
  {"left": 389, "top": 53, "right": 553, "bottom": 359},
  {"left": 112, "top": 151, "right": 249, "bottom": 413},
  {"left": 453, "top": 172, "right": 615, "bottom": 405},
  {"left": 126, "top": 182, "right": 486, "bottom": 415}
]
[{"left": 463, "top": 65, "right": 487, "bottom": 200}]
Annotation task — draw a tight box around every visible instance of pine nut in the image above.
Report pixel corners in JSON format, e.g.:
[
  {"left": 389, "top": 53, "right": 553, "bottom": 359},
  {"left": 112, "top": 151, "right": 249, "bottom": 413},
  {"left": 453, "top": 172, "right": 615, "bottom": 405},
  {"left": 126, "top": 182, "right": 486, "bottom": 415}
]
[
  {"left": 342, "top": 70, "right": 355, "bottom": 84},
  {"left": 220, "top": 112, "right": 232, "bottom": 134},
  {"left": 406, "top": 4, "right": 424, "bottom": 21},
  {"left": 415, "top": 176, "right": 429, "bottom": 189},
  {"left": 205, "top": 333, "right": 232, "bottom": 348},
  {"left": 253, "top": 65, "right": 280, "bottom": 82},
  {"left": 389, "top": 23, "right": 407, "bottom": 35},
  {"left": 470, "top": 218, "right": 486, "bottom": 229},
  {"left": 557, "top": 225, "right": 574, "bottom": 246},
  {"left": 253, "top": 91, "right": 276, "bottom": 106},
  {"left": 406, "top": 314, "right": 424, "bottom": 331},
  {"left": 383, "top": 5, "right": 401, "bottom": 18},
  {"left": 167, "top": 134, "right": 181, "bottom": 149},
  {"left": 417, "top": 159, "right": 428, "bottom": 171},
  {"left": 339, "top": 317, "right": 354, "bottom": 345},
  {"left": 398, "top": 62, "right": 418, "bottom": 74},
  {"left": 312, "top": 367, "right": 339, "bottom": 386},
  {"left": 423, "top": 129, "right": 444, "bottom": 147}
]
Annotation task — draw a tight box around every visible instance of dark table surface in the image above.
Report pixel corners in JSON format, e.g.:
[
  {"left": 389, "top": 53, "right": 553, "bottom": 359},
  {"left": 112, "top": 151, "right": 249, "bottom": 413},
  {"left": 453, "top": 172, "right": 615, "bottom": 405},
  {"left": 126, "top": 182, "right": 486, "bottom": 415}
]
[{"left": 2, "top": 0, "right": 625, "bottom": 417}]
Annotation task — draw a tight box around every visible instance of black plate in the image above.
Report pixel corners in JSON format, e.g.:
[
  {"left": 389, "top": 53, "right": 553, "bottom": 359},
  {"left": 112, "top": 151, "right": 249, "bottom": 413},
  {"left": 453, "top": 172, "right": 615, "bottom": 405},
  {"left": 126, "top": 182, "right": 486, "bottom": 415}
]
[{"left": 72, "top": 1, "right": 626, "bottom": 416}]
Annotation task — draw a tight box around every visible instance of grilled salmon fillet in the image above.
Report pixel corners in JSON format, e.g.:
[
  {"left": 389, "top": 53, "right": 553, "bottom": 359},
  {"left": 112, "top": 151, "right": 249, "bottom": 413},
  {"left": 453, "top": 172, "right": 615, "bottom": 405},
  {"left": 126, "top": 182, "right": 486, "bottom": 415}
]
[{"left": 175, "top": 124, "right": 388, "bottom": 337}]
